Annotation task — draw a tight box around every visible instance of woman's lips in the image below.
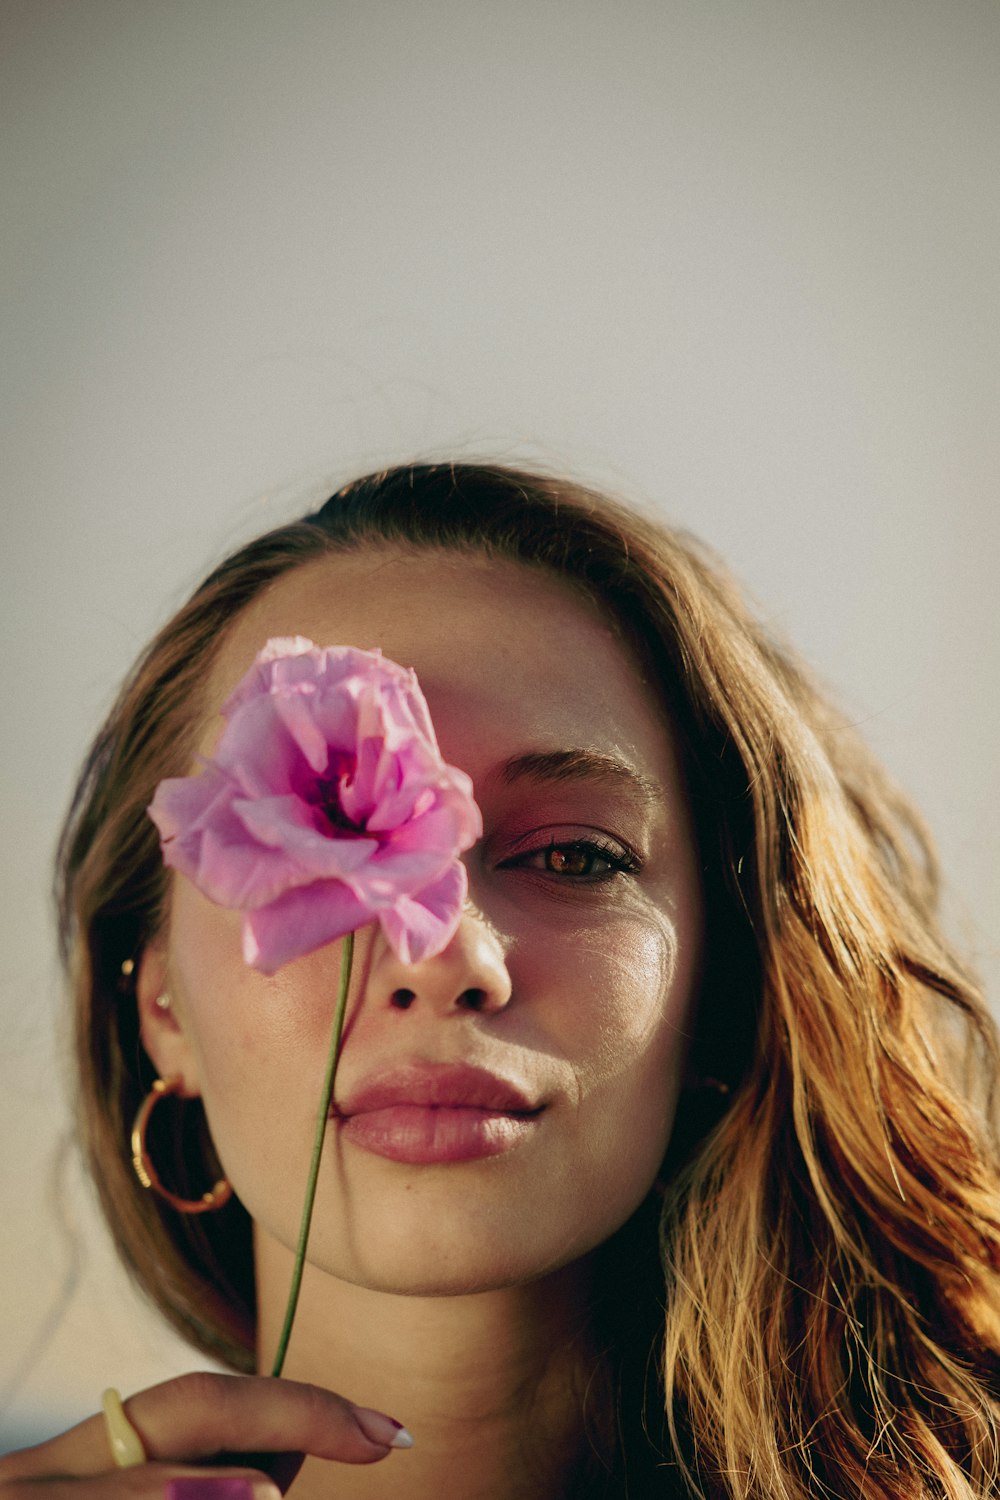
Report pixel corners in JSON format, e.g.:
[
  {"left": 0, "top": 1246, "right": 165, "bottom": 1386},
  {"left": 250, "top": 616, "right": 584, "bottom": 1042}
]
[
  {"left": 334, "top": 1063, "right": 544, "bottom": 1164},
  {"left": 340, "top": 1104, "right": 541, "bottom": 1163}
]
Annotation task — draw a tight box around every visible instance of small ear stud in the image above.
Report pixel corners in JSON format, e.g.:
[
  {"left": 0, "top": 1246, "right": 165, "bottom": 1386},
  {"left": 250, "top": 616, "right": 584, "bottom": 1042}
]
[{"left": 154, "top": 993, "right": 171, "bottom": 1011}]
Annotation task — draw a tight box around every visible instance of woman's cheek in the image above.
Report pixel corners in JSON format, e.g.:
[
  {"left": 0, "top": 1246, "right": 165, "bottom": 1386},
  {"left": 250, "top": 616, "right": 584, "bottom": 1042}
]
[
  {"left": 163, "top": 884, "right": 317, "bottom": 1163},
  {"left": 553, "top": 910, "right": 691, "bottom": 1094},
  {"left": 558, "top": 911, "right": 697, "bottom": 1214}
]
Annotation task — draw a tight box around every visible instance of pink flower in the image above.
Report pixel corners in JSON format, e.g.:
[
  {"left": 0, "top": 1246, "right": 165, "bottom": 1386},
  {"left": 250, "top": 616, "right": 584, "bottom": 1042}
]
[{"left": 148, "top": 637, "right": 482, "bottom": 973}]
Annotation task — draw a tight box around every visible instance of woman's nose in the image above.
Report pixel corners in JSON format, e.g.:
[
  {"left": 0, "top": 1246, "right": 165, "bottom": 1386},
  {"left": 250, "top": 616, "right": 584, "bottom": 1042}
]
[{"left": 370, "top": 907, "right": 512, "bottom": 1016}]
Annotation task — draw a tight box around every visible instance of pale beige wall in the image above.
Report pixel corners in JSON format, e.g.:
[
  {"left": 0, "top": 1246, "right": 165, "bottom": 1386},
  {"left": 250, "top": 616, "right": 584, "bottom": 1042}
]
[{"left": 2, "top": 0, "right": 997, "bottom": 1449}]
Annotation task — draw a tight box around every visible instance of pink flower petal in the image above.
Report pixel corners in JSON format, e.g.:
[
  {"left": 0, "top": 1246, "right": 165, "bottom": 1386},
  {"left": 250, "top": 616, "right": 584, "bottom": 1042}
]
[
  {"left": 232, "top": 795, "right": 375, "bottom": 869},
  {"left": 213, "top": 695, "right": 304, "bottom": 798},
  {"left": 242, "top": 880, "right": 373, "bottom": 973},
  {"left": 270, "top": 692, "right": 335, "bottom": 775},
  {"left": 378, "top": 861, "right": 469, "bottom": 964}
]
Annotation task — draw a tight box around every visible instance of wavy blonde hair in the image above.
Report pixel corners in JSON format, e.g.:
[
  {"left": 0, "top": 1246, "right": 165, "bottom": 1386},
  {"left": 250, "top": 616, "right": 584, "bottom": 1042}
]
[{"left": 56, "top": 463, "right": 1000, "bottom": 1495}]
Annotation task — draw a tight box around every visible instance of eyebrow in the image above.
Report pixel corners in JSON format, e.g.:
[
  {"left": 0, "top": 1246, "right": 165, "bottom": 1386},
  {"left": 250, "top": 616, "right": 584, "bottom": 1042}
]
[{"left": 496, "top": 749, "right": 665, "bottom": 807}]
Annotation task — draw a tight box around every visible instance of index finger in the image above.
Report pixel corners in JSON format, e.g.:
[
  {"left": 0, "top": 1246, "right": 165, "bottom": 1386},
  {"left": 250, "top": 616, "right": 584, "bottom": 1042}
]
[{"left": 9, "top": 1374, "right": 409, "bottom": 1481}]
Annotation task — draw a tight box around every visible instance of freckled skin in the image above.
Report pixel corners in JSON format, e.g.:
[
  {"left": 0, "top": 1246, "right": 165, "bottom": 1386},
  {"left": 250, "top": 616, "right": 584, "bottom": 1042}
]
[{"left": 141, "top": 548, "right": 704, "bottom": 1297}]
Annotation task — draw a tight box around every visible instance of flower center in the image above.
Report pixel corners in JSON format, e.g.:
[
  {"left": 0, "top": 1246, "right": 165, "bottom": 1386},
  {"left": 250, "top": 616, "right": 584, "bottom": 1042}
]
[{"left": 313, "top": 769, "right": 367, "bottom": 837}]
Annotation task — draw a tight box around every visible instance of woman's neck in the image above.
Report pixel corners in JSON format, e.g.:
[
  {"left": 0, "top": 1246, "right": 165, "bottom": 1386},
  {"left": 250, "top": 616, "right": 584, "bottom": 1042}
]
[{"left": 254, "top": 1229, "right": 610, "bottom": 1500}]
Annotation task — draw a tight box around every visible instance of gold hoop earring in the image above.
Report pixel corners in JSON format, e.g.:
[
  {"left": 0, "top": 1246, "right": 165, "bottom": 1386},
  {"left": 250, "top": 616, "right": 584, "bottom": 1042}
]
[{"left": 130, "top": 1076, "right": 232, "bottom": 1214}]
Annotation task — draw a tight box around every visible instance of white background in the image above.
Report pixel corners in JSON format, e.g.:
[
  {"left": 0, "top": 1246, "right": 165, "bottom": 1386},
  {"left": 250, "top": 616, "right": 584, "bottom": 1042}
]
[{"left": 2, "top": 0, "right": 998, "bottom": 1452}]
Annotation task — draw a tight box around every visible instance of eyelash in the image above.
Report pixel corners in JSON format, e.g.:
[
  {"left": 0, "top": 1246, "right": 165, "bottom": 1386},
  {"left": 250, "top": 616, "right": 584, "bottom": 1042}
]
[{"left": 499, "top": 837, "right": 641, "bottom": 883}]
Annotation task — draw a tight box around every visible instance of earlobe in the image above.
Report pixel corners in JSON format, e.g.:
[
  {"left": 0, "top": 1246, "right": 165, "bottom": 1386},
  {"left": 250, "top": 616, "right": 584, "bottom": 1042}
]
[{"left": 134, "top": 945, "right": 202, "bottom": 1096}]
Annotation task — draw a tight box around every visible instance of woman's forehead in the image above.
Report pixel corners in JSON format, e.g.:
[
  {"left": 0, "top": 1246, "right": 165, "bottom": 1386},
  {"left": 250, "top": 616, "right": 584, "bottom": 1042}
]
[{"left": 203, "top": 547, "right": 676, "bottom": 779}]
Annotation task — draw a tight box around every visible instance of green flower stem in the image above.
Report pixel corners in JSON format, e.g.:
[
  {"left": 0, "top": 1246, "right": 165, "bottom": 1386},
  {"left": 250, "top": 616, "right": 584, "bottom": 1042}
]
[{"left": 271, "top": 929, "right": 355, "bottom": 1378}]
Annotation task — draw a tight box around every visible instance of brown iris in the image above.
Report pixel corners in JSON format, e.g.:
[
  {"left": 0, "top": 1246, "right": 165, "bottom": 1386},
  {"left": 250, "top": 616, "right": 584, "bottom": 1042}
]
[{"left": 546, "top": 845, "right": 592, "bottom": 876}]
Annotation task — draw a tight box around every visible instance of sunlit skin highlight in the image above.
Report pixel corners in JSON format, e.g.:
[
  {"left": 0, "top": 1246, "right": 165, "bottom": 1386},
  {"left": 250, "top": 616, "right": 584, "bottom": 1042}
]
[{"left": 137, "top": 547, "right": 704, "bottom": 1499}]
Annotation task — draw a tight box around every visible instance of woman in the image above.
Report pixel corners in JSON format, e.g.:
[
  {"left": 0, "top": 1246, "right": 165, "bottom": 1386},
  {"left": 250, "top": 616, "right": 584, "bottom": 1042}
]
[{"left": 2, "top": 462, "right": 998, "bottom": 1498}]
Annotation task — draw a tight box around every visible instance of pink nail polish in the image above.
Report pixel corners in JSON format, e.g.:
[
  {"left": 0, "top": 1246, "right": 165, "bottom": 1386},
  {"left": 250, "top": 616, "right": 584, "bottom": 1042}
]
[{"left": 164, "top": 1481, "right": 256, "bottom": 1500}]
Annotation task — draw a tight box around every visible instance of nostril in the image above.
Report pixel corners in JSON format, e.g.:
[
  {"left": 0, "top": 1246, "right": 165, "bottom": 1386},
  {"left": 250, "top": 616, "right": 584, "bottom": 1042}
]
[
  {"left": 459, "top": 988, "right": 488, "bottom": 1012},
  {"left": 390, "top": 988, "right": 416, "bottom": 1010}
]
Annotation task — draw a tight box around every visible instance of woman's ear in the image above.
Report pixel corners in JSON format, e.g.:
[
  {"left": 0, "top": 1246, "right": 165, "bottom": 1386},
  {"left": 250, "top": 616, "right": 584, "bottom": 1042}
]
[{"left": 135, "top": 943, "right": 202, "bottom": 1097}]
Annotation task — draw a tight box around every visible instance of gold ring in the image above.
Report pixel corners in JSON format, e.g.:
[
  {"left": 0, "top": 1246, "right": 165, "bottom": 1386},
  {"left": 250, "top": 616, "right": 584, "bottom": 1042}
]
[{"left": 101, "top": 1387, "right": 146, "bottom": 1468}]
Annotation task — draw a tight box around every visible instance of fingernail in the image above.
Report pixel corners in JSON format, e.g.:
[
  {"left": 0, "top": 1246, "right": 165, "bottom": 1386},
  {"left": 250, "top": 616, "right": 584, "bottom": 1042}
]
[
  {"left": 350, "top": 1404, "right": 415, "bottom": 1449},
  {"left": 164, "top": 1481, "right": 258, "bottom": 1500}
]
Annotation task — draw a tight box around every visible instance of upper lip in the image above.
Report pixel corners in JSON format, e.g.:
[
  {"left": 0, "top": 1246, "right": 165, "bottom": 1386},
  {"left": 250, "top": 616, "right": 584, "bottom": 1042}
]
[{"left": 335, "top": 1063, "right": 543, "bottom": 1118}]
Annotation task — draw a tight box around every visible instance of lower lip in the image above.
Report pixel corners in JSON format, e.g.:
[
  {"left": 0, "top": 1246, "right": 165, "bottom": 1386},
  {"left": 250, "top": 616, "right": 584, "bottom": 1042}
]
[{"left": 338, "top": 1105, "right": 541, "bottom": 1164}]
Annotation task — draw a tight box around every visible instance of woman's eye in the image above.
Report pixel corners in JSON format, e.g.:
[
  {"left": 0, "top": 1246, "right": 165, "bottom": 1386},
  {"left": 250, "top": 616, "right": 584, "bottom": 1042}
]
[{"left": 501, "top": 840, "right": 638, "bottom": 882}]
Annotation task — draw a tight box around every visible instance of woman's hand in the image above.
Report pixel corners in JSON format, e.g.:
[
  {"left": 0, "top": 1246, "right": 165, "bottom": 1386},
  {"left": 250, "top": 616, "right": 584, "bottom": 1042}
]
[{"left": 0, "top": 1372, "right": 410, "bottom": 1497}]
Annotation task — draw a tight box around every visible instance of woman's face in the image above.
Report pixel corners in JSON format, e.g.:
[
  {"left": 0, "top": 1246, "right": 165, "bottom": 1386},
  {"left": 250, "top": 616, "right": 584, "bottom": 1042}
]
[{"left": 140, "top": 547, "right": 704, "bottom": 1295}]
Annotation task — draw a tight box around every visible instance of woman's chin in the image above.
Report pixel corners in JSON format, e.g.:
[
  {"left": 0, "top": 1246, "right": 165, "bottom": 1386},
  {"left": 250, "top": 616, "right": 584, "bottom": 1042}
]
[
  {"left": 337, "top": 1262, "right": 534, "bottom": 1298},
  {"left": 272, "top": 1205, "right": 592, "bottom": 1299},
  {"left": 310, "top": 1226, "right": 561, "bottom": 1297}
]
